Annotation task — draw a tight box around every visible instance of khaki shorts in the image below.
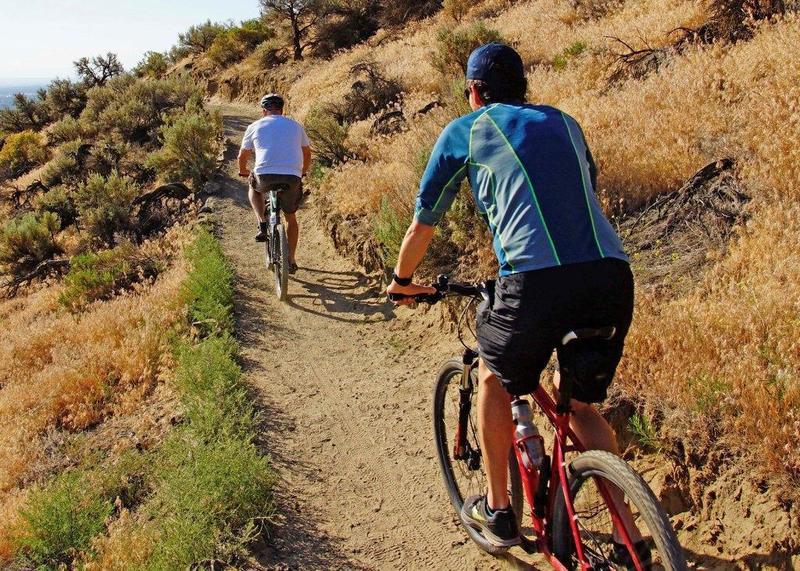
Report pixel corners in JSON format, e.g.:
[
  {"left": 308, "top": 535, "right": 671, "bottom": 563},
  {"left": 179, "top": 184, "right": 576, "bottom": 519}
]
[{"left": 249, "top": 173, "right": 303, "bottom": 214}]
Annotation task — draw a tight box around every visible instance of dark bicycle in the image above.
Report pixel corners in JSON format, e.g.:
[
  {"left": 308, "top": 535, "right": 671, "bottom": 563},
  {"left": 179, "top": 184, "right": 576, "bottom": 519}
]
[
  {"left": 391, "top": 275, "right": 687, "bottom": 570},
  {"left": 263, "top": 182, "right": 290, "bottom": 301}
]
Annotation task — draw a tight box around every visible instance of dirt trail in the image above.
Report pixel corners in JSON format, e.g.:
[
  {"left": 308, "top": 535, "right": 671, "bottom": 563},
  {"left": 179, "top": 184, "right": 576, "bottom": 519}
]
[{"left": 213, "top": 106, "right": 540, "bottom": 570}]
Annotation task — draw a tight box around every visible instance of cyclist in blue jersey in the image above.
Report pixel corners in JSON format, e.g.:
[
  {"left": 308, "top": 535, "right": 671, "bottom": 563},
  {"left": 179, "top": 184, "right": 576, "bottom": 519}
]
[{"left": 387, "top": 44, "right": 648, "bottom": 564}]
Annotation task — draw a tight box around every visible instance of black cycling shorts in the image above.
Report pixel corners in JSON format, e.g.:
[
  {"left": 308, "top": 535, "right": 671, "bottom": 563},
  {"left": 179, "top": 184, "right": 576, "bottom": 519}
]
[
  {"left": 249, "top": 173, "right": 303, "bottom": 214},
  {"left": 476, "top": 258, "right": 634, "bottom": 403}
]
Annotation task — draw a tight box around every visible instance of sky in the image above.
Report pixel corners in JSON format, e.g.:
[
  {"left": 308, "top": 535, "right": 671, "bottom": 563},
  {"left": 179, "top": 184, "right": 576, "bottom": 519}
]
[{"left": 0, "top": 0, "right": 259, "bottom": 81}]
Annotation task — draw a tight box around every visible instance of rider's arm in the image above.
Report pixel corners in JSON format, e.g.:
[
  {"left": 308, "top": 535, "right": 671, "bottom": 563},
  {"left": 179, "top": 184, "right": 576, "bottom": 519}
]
[
  {"left": 239, "top": 124, "right": 255, "bottom": 176},
  {"left": 238, "top": 148, "right": 252, "bottom": 177},
  {"left": 387, "top": 119, "right": 470, "bottom": 302},
  {"left": 301, "top": 145, "right": 311, "bottom": 176}
]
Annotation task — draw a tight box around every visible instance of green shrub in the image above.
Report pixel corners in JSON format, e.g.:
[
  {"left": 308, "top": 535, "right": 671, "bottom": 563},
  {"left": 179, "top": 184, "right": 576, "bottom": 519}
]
[
  {"left": 15, "top": 471, "right": 112, "bottom": 569},
  {"left": 0, "top": 92, "right": 51, "bottom": 133},
  {"left": 75, "top": 172, "right": 139, "bottom": 244},
  {"left": 553, "top": 41, "right": 587, "bottom": 71},
  {"left": 443, "top": 0, "right": 471, "bottom": 21},
  {"left": 133, "top": 51, "right": 169, "bottom": 79},
  {"left": 34, "top": 186, "right": 77, "bottom": 226},
  {"left": 44, "top": 78, "right": 87, "bottom": 119},
  {"left": 58, "top": 243, "right": 162, "bottom": 310},
  {"left": 146, "top": 111, "right": 220, "bottom": 190},
  {"left": 431, "top": 23, "right": 505, "bottom": 77},
  {"left": 628, "top": 413, "right": 662, "bottom": 452},
  {"left": 80, "top": 76, "right": 198, "bottom": 147},
  {"left": 177, "top": 20, "right": 228, "bottom": 54},
  {"left": 208, "top": 30, "right": 245, "bottom": 66},
  {"left": 41, "top": 140, "right": 85, "bottom": 187},
  {"left": 374, "top": 195, "right": 412, "bottom": 268},
  {"left": 0, "top": 130, "right": 48, "bottom": 178},
  {"left": 0, "top": 212, "right": 60, "bottom": 275},
  {"left": 252, "top": 38, "right": 288, "bottom": 68},
  {"left": 48, "top": 116, "right": 85, "bottom": 144},
  {"left": 304, "top": 106, "right": 351, "bottom": 166},
  {"left": 329, "top": 62, "right": 403, "bottom": 123}
]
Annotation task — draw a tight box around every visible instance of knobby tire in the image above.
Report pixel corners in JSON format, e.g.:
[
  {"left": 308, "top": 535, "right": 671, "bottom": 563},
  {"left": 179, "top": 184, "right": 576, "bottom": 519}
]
[{"left": 433, "top": 359, "right": 523, "bottom": 556}]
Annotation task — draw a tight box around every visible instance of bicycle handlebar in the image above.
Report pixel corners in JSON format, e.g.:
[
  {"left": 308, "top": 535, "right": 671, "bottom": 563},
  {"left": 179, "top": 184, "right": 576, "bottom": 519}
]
[{"left": 387, "top": 274, "right": 486, "bottom": 304}]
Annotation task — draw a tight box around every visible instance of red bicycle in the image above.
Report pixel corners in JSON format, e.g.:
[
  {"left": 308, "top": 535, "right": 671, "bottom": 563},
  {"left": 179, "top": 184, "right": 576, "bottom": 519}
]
[{"left": 395, "top": 275, "right": 687, "bottom": 570}]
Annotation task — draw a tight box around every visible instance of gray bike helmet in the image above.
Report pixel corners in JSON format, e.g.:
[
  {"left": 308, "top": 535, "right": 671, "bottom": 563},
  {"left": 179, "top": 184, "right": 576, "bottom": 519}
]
[{"left": 260, "top": 93, "right": 284, "bottom": 109}]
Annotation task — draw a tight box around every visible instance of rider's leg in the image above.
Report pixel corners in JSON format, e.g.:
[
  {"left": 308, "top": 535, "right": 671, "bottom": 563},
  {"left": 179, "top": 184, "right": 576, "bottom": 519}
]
[
  {"left": 478, "top": 359, "right": 514, "bottom": 510},
  {"left": 249, "top": 185, "right": 266, "bottom": 223},
  {"left": 553, "top": 370, "right": 643, "bottom": 543},
  {"left": 285, "top": 212, "right": 299, "bottom": 264}
]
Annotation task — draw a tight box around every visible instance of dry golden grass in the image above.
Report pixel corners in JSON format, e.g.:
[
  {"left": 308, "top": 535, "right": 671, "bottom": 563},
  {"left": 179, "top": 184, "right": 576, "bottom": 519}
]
[{"left": 0, "top": 229, "right": 190, "bottom": 494}]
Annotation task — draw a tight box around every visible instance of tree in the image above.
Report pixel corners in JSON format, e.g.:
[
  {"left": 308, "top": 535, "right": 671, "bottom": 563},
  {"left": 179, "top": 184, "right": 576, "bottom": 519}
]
[
  {"left": 260, "top": 0, "right": 325, "bottom": 60},
  {"left": 45, "top": 79, "right": 87, "bottom": 118},
  {"left": 74, "top": 52, "right": 125, "bottom": 87},
  {"left": 0, "top": 92, "right": 50, "bottom": 132}
]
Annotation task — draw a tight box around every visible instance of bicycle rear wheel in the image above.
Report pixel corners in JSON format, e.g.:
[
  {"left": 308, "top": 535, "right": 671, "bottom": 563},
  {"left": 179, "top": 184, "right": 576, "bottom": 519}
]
[
  {"left": 433, "top": 358, "right": 523, "bottom": 555},
  {"left": 273, "top": 224, "right": 289, "bottom": 301},
  {"left": 552, "top": 450, "right": 687, "bottom": 570}
]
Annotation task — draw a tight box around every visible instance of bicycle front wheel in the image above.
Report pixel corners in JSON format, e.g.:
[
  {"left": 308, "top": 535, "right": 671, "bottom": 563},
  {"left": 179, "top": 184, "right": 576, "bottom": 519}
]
[
  {"left": 552, "top": 450, "right": 687, "bottom": 570},
  {"left": 433, "top": 358, "right": 523, "bottom": 555},
  {"left": 273, "top": 224, "right": 289, "bottom": 301}
]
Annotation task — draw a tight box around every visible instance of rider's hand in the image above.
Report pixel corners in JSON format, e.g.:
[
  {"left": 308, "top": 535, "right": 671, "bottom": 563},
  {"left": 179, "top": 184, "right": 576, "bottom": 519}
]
[{"left": 386, "top": 280, "right": 436, "bottom": 306}]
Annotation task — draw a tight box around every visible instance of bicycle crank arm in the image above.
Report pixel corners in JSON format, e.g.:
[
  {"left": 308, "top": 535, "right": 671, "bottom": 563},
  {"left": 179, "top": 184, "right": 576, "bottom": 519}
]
[{"left": 519, "top": 535, "right": 539, "bottom": 555}]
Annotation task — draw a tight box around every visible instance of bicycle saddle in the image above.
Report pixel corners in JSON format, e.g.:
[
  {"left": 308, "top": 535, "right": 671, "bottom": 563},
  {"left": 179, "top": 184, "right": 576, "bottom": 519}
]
[
  {"left": 561, "top": 326, "right": 616, "bottom": 346},
  {"left": 269, "top": 183, "right": 291, "bottom": 192}
]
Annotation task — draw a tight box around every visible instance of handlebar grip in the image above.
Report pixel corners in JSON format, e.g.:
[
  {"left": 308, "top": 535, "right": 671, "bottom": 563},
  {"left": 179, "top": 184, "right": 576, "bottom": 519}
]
[{"left": 388, "top": 291, "right": 442, "bottom": 304}]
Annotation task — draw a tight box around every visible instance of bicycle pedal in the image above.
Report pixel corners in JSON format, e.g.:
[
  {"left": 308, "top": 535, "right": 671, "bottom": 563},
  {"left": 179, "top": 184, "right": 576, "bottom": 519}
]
[{"left": 519, "top": 536, "right": 539, "bottom": 555}]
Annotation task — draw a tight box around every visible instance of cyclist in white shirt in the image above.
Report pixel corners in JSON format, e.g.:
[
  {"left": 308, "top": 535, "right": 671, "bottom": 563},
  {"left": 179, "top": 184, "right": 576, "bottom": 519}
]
[{"left": 238, "top": 93, "right": 311, "bottom": 273}]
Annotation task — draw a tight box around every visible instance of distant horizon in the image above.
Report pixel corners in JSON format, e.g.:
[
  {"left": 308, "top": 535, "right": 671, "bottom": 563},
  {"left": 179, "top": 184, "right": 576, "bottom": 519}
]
[{"left": 0, "top": 0, "right": 258, "bottom": 78}]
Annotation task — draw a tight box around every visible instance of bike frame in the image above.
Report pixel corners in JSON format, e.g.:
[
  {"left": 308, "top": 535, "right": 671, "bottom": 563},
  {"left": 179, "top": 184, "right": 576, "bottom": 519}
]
[
  {"left": 459, "top": 352, "right": 645, "bottom": 571},
  {"left": 265, "top": 189, "right": 282, "bottom": 258}
]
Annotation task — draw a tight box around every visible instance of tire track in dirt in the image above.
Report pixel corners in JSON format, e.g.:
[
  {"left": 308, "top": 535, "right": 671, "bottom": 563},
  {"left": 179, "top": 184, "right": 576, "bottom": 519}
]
[{"left": 212, "top": 106, "right": 538, "bottom": 570}]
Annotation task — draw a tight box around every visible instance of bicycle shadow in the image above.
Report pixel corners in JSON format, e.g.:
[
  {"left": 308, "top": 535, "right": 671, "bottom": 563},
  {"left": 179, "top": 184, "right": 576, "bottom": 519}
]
[{"left": 286, "top": 266, "right": 395, "bottom": 323}]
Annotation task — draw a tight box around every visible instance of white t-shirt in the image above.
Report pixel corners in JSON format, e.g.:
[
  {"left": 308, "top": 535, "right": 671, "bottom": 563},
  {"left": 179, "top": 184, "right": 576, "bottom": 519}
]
[{"left": 241, "top": 115, "right": 311, "bottom": 177}]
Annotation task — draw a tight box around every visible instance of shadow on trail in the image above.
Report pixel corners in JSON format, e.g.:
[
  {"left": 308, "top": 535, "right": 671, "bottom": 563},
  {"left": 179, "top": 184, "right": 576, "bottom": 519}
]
[
  {"left": 223, "top": 115, "right": 255, "bottom": 139},
  {"left": 286, "top": 266, "right": 394, "bottom": 323}
]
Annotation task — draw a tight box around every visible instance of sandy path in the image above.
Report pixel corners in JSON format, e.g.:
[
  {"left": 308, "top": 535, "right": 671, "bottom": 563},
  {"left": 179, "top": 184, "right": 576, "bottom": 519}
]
[{"left": 212, "top": 107, "right": 540, "bottom": 570}]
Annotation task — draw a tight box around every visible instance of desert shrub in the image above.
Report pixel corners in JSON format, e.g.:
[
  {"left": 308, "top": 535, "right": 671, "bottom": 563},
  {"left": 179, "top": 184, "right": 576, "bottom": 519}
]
[
  {"left": 431, "top": 23, "right": 505, "bottom": 77},
  {"left": 313, "top": 1, "right": 381, "bottom": 57},
  {"left": 41, "top": 140, "right": 86, "bottom": 187},
  {"left": 252, "top": 38, "right": 289, "bottom": 68},
  {"left": 573, "top": 0, "right": 626, "bottom": 19},
  {"left": 14, "top": 471, "right": 112, "bottom": 569},
  {"left": 304, "top": 106, "right": 351, "bottom": 166},
  {"left": 206, "top": 20, "right": 275, "bottom": 67},
  {"left": 0, "top": 212, "right": 61, "bottom": 275},
  {"left": 443, "top": 0, "right": 471, "bottom": 21},
  {"left": 48, "top": 116, "right": 85, "bottom": 144},
  {"left": 208, "top": 30, "right": 247, "bottom": 66},
  {"left": 34, "top": 186, "right": 77, "bottom": 227},
  {"left": 75, "top": 172, "right": 139, "bottom": 245},
  {"left": 177, "top": 20, "right": 229, "bottom": 54},
  {"left": 330, "top": 62, "right": 403, "bottom": 122},
  {"left": 44, "top": 78, "right": 87, "bottom": 119},
  {"left": 0, "top": 92, "right": 51, "bottom": 133},
  {"left": 58, "top": 243, "right": 162, "bottom": 310},
  {"left": 133, "top": 51, "right": 169, "bottom": 79},
  {"left": 146, "top": 111, "right": 221, "bottom": 190},
  {"left": 80, "top": 76, "right": 197, "bottom": 147},
  {"left": 374, "top": 194, "right": 412, "bottom": 267},
  {"left": 0, "top": 130, "right": 48, "bottom": 178},
  {"left": 380, "top": 0, "right": 442, "bottom": 26}
]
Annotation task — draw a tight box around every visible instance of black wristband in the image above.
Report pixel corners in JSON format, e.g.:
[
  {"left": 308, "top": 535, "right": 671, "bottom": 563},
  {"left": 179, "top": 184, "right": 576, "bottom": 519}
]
[{"left": 392, "top": 271, "right": 413, "bottom": 286}]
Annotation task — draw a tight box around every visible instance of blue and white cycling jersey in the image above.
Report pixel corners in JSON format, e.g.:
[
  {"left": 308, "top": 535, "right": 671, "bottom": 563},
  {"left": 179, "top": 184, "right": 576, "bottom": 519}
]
[{"left": 415, "top": 103, "right": 628, "bottom": 276}]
